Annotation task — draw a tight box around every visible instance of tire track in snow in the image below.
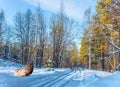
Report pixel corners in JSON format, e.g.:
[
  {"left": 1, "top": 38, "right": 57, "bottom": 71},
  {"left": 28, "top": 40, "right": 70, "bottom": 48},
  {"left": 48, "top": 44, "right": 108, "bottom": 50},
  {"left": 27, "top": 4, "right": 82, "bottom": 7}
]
[
  {"left": 59, "top": 71, "right": 85, "bottom": 87},
  {"left": 62, "top": 71, "right": 99, "bottom": 87},
  {"left": 33, "top": 71, "right": 72, "bottom": 87},
  {"left": 45, "top": 71, "right": 75, "bottom": 87},
  {"left": 29, "top": 71, "right": 66, "bottom": 86},
  {"left": 59, "top": 80, "right": 70, "bottom": 87},
  {"left": 59, "top": 72, "right": 77, "bottom": 87}
]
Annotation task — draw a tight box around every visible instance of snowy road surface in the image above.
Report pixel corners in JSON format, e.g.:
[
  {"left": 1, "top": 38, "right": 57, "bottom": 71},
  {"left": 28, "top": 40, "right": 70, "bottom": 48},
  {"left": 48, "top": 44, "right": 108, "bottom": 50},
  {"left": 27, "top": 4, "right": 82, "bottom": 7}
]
[{"left": 0, "top": 59, "right": 120, "bottom": 87}]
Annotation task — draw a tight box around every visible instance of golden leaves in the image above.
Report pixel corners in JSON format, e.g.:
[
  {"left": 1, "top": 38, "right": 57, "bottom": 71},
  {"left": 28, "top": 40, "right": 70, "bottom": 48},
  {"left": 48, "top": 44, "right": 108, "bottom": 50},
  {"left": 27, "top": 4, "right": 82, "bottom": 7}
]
[{"left": 99, "top": 12, "right": 112, "bottom": 24}]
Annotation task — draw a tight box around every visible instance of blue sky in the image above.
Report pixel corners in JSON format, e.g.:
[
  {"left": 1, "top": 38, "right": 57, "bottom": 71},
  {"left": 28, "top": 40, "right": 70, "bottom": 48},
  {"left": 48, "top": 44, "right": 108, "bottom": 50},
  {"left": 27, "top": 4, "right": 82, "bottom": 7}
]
[{"left": 0, "top": 0, "right": 97, "bottom": 23}]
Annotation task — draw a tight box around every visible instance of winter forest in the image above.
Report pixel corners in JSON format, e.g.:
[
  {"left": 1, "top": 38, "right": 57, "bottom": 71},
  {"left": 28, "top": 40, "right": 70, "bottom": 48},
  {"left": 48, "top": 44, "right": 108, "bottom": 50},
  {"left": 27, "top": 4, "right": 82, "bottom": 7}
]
[
  {"left": 1, "top": 0, "right": 120, "bottom": 87},
  {"left": 0, "top": 1, "right": 79, "bottom": 68}
]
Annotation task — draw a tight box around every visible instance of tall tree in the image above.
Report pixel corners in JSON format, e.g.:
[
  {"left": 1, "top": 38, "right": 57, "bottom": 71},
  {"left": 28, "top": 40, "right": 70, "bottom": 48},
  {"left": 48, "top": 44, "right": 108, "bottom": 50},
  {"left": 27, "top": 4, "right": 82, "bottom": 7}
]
[
  {"left": 14, "top": 9, "right": 34, "bottom": 64},
  {"left": 36, "top": 4, "right": 46, "bottom": 67},
  {"left": 14, "top": 11, "right": 24, "bottom": 64},
  {"left": 96, "top": 0, "right": 120, "bottom": 71},
  {"left": 84, "top": 8, "right": 93, "bottom": 69},
  {"left": 50, "top": 0, "right": 75, "bottom": 68},
  {"left": 24, "top": 9, "right": 33, "bottom": 63}
]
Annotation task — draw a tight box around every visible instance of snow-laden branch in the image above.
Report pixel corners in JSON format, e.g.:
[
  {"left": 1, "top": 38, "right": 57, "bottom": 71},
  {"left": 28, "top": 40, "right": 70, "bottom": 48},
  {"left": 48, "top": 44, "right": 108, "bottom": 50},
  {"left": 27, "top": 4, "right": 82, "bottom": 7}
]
[
  {"left": 108, "top": 50, "right": 120, "bottom": 55},
  {"left": 102, "top": 31, "right": 120, "bottom": 54}
]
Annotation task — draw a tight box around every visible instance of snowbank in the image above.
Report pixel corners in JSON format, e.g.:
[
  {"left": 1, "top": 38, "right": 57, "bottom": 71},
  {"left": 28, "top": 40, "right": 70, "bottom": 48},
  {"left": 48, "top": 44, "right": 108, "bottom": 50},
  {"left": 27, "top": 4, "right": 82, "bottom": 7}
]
[
  {"left": 0, "top": 59, "right": 23, "bottom": 68},
  {"left": 88, "top": 71, "right": 120, "bottom": 87}
]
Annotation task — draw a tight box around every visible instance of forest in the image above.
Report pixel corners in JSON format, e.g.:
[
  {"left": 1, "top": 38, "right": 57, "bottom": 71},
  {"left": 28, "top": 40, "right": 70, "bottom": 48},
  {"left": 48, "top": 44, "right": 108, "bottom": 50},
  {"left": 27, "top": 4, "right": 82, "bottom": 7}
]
[{"left": 0, "top": 0, "right": 120, "bottom": 72}]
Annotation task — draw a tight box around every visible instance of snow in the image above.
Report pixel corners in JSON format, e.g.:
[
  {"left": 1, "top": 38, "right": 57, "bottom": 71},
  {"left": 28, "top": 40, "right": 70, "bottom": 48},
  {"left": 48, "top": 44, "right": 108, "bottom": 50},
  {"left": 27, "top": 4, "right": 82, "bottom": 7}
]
[
  {"left": 0, "top": 59, "right": 23, "bottom": 68},
  {"left": 0, "top": 59, "right": 120, "bottom": 87},
  {"left": 88, "top": 72, "right": 120, "bottom": 87}
]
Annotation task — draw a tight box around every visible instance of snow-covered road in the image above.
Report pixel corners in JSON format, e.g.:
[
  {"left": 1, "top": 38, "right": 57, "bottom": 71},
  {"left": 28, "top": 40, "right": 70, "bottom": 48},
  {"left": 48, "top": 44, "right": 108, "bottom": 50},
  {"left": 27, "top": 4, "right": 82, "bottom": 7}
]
[
  {"left": 0, "top": 59, "right": 120, "bottom": 87},
  {"left": 0, "top": 69, "right": 96, "bottom": 87}
]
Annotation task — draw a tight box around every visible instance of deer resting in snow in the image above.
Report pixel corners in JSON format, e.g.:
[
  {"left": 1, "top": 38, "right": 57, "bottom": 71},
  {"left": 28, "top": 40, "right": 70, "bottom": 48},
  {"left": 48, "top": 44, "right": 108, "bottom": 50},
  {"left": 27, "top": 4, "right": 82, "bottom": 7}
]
[{"left": 14, "top": 62, "right": 34, "bottom": 76}]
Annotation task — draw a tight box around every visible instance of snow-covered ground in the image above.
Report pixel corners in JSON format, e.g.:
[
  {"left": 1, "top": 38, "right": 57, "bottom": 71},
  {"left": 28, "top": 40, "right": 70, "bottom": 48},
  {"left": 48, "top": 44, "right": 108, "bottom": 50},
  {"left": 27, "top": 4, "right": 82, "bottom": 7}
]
[{"left": 0, "top": 59, "right": 120, "bottom": 87}]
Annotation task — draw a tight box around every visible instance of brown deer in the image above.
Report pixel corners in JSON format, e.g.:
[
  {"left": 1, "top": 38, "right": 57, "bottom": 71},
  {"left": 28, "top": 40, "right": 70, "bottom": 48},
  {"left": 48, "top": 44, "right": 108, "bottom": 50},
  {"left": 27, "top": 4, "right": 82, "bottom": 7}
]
[{"left": 14, "top": 62, "right": 34, "bottom": 76}]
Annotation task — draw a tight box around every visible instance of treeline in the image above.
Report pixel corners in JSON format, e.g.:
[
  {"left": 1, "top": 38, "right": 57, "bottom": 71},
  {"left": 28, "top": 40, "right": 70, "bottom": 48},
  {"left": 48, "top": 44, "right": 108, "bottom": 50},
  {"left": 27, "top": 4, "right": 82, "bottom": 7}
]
[
  {"left": 80, "top": 0, "right": 120, "bottom": 72},
  {"left": 2, "top": 0, "right": 119, "bottom": 71},
  {"left": 0, "top": 2, "right": 80, "bottom": 68}
]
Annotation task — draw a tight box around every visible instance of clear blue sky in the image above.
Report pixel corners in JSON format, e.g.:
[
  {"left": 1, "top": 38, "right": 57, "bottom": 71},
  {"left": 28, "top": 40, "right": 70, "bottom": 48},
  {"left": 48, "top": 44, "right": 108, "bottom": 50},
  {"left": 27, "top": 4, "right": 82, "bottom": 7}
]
[{"left": 0, "top": 0, "right": 97, "bottom": 23}]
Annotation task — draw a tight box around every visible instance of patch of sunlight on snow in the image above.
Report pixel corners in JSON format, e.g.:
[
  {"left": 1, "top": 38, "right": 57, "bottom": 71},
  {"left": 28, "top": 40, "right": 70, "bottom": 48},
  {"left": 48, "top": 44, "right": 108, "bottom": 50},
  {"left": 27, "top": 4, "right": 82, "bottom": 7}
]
[
  {"left": 30, "top": 68, "right": 56, "bottom": 75},
  {"left": 55, "top": 68, "right": 70, "bottom": 72},
  {"left": 95, "top": 71, "right": 112, "bottom": 78}
]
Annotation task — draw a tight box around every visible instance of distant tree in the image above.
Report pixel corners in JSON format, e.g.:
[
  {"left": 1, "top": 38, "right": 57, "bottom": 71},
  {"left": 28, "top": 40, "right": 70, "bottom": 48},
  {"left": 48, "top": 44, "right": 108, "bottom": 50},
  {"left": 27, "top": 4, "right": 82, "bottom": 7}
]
[
  {"left": 69, "top": 43, "right": 79, "bottom": 67},
  {"left": 0, "top": 9, "right": 5, "bottom": 57},
  {"left": 4, "top": 24, "right": 12, "bottom": 60},
  {"left": 80, "top": 29, "right": 90, "bottom": 68}
]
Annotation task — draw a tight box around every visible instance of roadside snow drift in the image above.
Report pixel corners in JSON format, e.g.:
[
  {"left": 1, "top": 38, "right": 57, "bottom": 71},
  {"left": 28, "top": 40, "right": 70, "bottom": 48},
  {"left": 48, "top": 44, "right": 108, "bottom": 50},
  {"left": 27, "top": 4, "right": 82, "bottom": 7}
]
[{"left": 0, "top": 59, "right": 120, "bottom": 87}]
